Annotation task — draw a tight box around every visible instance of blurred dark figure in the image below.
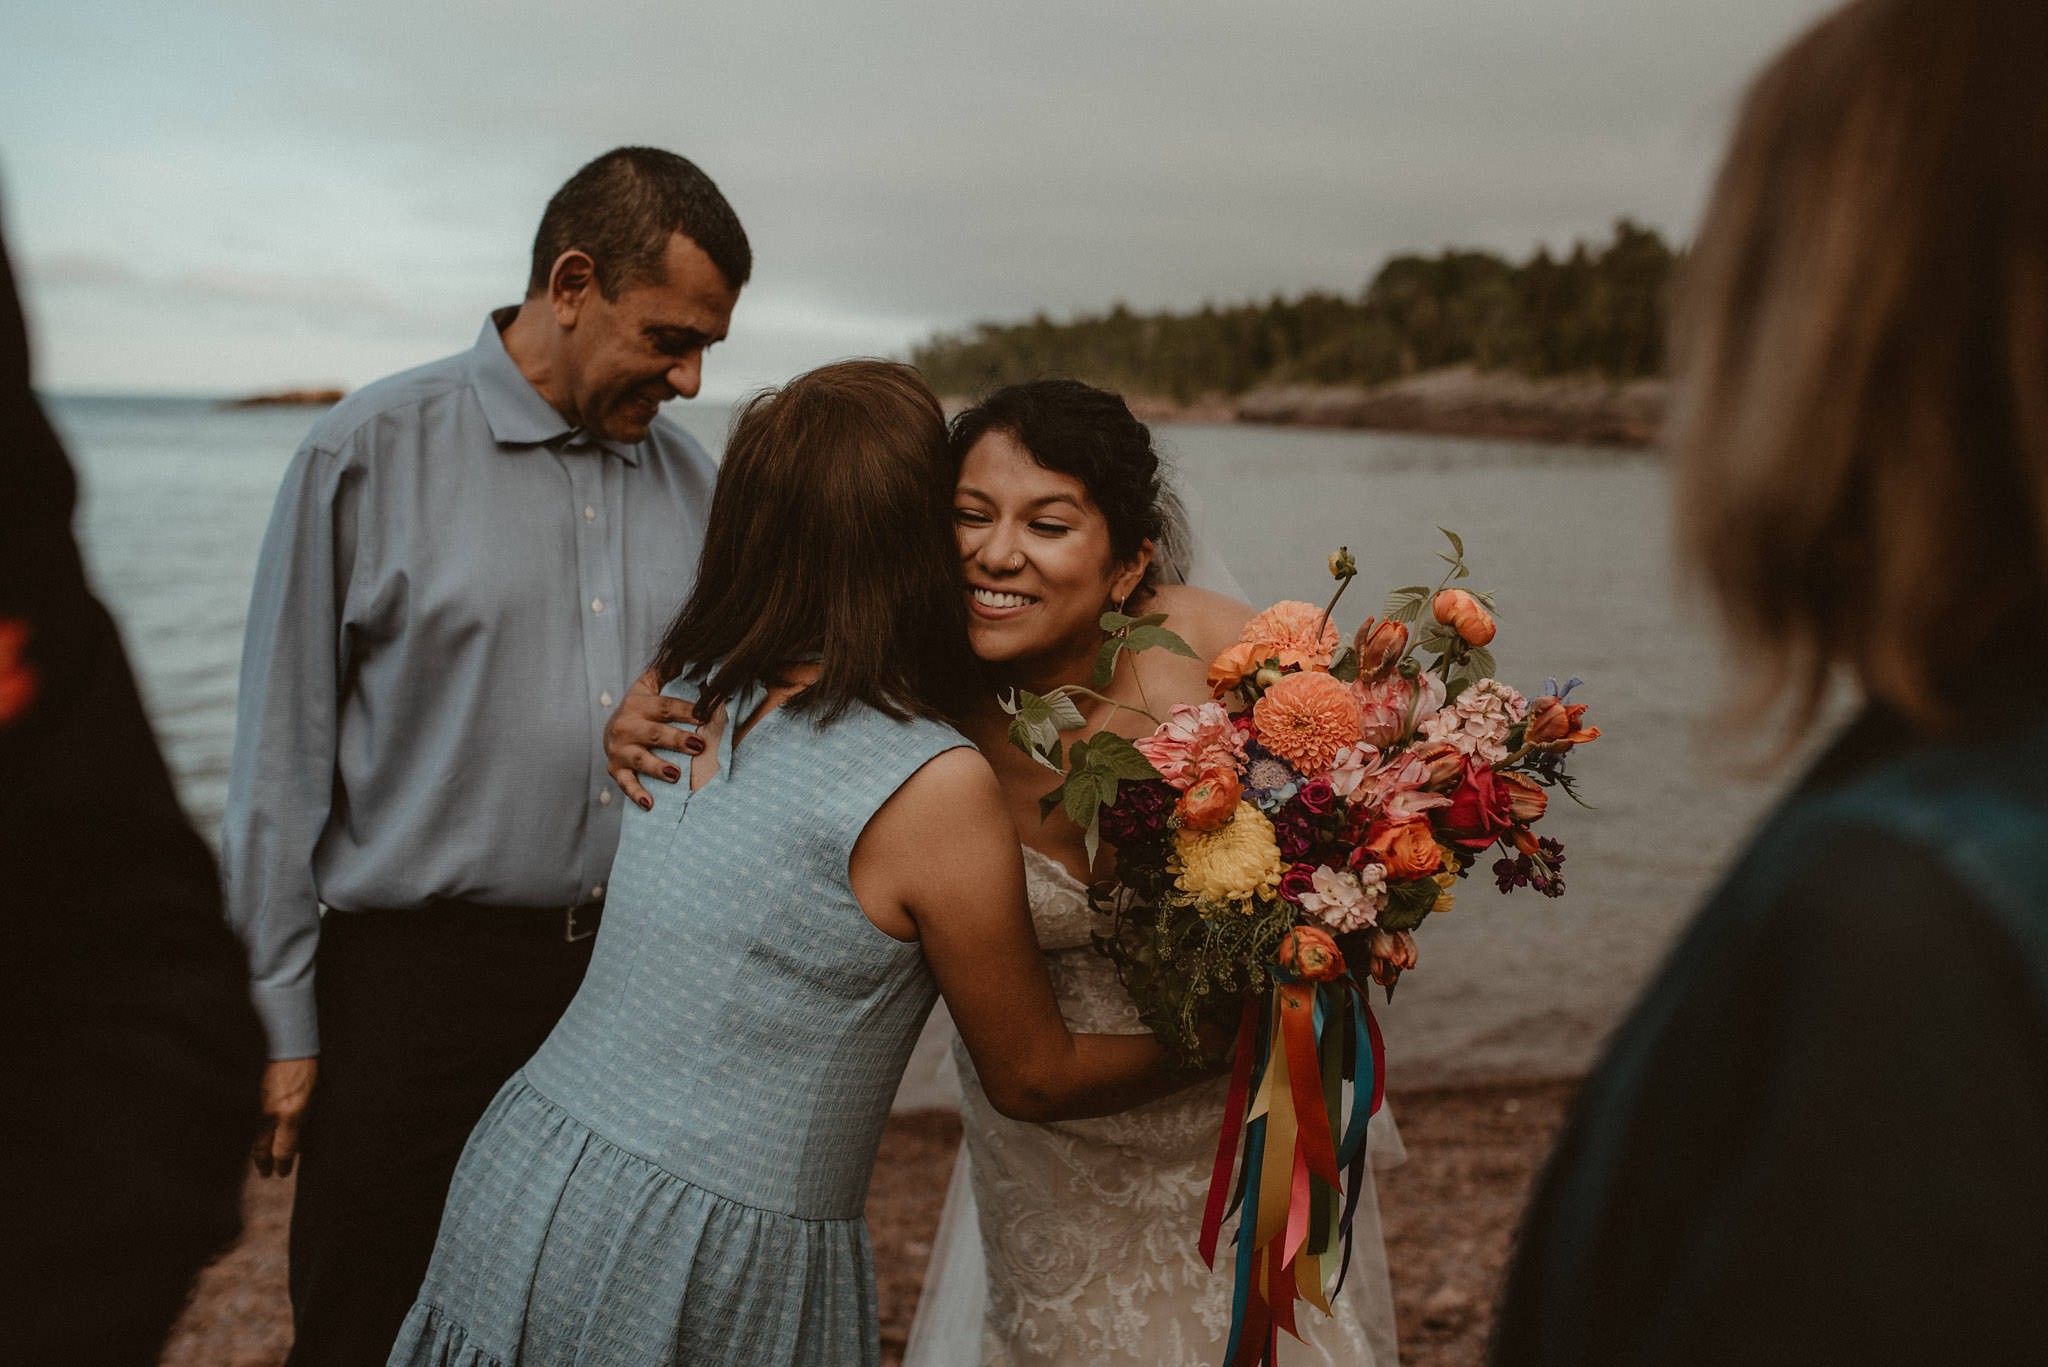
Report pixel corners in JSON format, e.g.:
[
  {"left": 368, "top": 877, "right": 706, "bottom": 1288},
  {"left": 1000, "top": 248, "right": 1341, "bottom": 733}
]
[
  {"left": 1492, "top": 2, "right": 2048, "bottom": 1363},
  {"left": 0, "top": 217, "right": 263, "bottom": 1360}
]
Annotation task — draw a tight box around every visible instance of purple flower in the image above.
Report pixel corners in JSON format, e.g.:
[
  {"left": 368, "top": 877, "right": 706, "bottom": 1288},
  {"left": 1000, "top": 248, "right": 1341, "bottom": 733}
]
[
  {"left": 1099, "top": 779, "right": 1174, "bottom": 846},
  {"left": 1278, "top": 863, "right": 1318, "bottom": 905}
]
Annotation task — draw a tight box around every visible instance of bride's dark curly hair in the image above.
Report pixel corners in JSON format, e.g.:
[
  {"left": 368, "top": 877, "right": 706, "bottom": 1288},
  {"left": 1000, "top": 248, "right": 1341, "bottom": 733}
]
[{"left": 948, "top": 379, "right": 1179, "bottom": 598}]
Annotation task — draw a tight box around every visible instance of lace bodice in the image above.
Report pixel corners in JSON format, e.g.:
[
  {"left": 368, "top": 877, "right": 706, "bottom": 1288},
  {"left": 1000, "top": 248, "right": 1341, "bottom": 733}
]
[{"left": 944, "top": 848, "right": 1399, "bottom": 1365}]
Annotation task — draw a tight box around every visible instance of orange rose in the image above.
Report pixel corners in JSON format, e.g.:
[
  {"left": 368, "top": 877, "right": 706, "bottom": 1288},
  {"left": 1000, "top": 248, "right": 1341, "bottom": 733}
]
[
  {"left": 1363, "top": 817, "right": 1443, "bottom": 879},
  {"left": 1497, "top": 771, "right": 1549, "bottom": 823},
  {"left": 1432, "top": 588, "right": 1496, "bottom": 647},
  {"left": 1352, "top": 617, "right": 1409, "bottom": 683},
  {"left": 1206, "top": 641, "right": 1263, "bottom": 698},
  {"left": 1277, "top": 925, "right": 1346, "bottom": 982},
  {"left": 1176, "top": 769, "right": 1243, "bottom": 832},
  {"left": 1525, "top": 695, "right": 1600, "bottom": 752}
]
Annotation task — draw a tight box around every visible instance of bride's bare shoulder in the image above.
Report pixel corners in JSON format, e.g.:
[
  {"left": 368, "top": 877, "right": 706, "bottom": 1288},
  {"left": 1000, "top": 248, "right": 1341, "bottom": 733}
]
[{"left": 1150, "top": 583, "right": 1254, "bottom": 658}]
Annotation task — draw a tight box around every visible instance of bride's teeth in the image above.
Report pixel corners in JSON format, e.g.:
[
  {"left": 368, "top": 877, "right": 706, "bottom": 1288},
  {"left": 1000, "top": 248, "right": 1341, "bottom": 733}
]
[{"left": 973, "top": 589, "right": 1033, "bottom": 609}]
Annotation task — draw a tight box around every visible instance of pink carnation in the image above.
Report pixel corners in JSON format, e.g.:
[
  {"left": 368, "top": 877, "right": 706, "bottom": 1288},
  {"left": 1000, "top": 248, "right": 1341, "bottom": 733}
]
[
  {"left": 1418, "top": 678, "right": 1528, "bottom": 765},
  {"left": 1133, "top": 701, "right": 1250, "bottom": 791},
  {"left": 1297, "top": 863, "right": 1387, "bottom": 934}
]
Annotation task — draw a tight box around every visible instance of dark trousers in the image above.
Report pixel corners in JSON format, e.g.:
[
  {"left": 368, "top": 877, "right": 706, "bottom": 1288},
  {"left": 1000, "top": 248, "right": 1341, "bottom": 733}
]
[{"left": 285, "top": 905, "right": 595, "bottom": 1367}]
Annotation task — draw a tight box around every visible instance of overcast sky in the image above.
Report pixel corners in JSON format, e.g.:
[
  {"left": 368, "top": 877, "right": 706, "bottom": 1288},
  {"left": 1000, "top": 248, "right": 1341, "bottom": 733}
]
[{"left": 3, "top": 0, "right": 1836, "bottom": 399}]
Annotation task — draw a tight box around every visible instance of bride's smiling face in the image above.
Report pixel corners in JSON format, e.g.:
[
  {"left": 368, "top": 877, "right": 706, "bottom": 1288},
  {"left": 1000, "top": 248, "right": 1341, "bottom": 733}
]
[{"left": 954, "top": 429, "right": 1151, "bottom": 669}]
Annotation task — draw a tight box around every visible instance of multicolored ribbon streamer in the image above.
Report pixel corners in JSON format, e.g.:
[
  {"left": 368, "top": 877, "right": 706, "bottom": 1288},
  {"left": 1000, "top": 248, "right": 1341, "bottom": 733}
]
[{"left": 1201, "top": 970, "right": 1386, "bottom": 1366}]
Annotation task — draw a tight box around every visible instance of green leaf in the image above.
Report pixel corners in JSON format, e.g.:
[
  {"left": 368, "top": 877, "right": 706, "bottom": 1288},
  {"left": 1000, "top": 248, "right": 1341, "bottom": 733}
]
[
  {"left": 1099, "top": 609, "right": 1169, "bottom": 633},
  {"left": 1062, "top": 772, "right": 1101, "bottom": 830},
  {"left": 1092, "top": 635, "right": 1124, "bottom": 690},
  {"left": 1124, "top": 624, "right": 1200, "bottom": 660},
  {"left": 1384, "top": 585, "right": 1429, "bottom": 625},
  {"left": 1464, "top": 646, "right": 1497, "bottom": 679},
  {"left": 1377, "top": 878, "right": 1438, "bottom": 932},
  {"left": 1439, "top": 526, "right": 1465, "bottom": 559},
  {"left": 1330, "top": 646, "right": 1360, "bottom": 683},
  {"left": 1087, "top": 731, "right": 1162, "bottom": 782},
  {"left": 1038, "top": 785, "right": 1064, "bottom": 822},
  {"left": 1438, "top": 552, "right": 1460, "bottom": 567},
  {"left": 1044, "top": 691, "right": 1087, "bottom": 730}
]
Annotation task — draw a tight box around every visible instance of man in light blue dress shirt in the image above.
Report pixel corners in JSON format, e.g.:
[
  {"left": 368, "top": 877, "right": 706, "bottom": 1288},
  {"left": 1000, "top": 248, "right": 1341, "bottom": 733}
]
[{"left": 220, "top": 147, "right": 747, "bottom": 1366}]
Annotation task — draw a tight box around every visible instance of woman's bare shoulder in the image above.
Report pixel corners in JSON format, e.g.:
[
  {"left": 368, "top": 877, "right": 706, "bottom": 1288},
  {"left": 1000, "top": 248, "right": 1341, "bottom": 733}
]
[{"left": 1151, "top": 583, "right": 1254, "bottom": 657}]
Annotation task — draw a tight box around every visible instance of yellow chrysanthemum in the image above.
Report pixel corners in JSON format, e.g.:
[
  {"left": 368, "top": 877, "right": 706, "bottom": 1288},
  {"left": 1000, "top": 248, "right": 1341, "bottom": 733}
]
[{"left": 1172, "top": 801, "right": 1285, "bottom": 906}]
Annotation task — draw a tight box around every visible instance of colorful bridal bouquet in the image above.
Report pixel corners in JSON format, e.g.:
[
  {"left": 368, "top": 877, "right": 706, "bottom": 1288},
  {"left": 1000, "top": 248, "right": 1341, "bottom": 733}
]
[{"left": 1002, "top": 530, "right": 1598, "bottom": 1365}]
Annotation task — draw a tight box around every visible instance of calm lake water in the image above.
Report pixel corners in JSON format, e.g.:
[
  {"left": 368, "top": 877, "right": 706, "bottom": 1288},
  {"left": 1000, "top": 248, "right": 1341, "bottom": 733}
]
[{"left": 49, "top": 393, "right": 1798, "bottom": 1084}]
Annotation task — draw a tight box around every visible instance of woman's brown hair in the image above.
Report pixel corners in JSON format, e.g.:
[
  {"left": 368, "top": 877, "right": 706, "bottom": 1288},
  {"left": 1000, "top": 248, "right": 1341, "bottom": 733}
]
[
  {"left": 1672, "top": 0, "right": 2048, "bottom": 741},
  {"left": 650, "top": 359, "right": 971, "bottom": 723}
]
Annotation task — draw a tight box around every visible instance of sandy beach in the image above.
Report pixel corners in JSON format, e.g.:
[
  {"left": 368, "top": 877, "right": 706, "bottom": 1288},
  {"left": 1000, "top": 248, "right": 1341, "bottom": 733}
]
[{"left": 158, "top": 1080, "right": 1574, "bottom": 1367}]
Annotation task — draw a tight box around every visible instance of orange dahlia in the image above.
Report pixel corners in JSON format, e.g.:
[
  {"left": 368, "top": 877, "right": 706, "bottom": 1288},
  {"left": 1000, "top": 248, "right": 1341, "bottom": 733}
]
[
  {"left": 1238, "top": 600, "right": 1340, "bottom": 671},
  {"left": 1251, "top": 670, "right": 1362, "bottom": 774}
]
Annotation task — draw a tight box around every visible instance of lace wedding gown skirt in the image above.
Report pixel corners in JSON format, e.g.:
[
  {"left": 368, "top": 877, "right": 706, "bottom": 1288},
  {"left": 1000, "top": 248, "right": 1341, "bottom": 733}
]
[{"left": 904, "top": 846, "right": 1403, "bottom": 1366}]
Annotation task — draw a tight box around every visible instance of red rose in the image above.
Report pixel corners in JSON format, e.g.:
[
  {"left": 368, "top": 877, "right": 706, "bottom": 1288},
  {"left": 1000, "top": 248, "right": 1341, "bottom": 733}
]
[{"left": 1439, "top": 761, "right": 1515, "bottom": 849}]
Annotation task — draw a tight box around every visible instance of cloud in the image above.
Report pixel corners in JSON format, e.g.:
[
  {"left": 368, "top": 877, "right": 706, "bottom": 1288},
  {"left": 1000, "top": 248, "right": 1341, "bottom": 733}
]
[{"left": 4, "top": 0, "right": 1841, "bottom": 392}]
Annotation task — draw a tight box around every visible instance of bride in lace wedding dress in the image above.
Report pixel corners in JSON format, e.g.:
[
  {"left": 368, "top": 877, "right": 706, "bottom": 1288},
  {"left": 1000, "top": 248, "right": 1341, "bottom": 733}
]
[{"left": 906, "top": 381, "right": 1401, "bottom": 1366}]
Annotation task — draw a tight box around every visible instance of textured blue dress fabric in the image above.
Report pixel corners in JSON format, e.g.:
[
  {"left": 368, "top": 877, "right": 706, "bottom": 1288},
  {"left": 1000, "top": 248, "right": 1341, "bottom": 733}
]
[{"left": 387, "top": 681, "right": 970, "bottom": 1367}]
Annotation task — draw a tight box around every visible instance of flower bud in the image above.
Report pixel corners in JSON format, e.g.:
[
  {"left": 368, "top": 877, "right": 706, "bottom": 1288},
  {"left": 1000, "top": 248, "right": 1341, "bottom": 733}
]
[
  {"left": 1352, "top": 617, "right": 1409, "bottom": 684},
  {"left": 1328, "top": 547, "right": 1357, "bottom": 580},
  {"left": 1254, "top": 666, "right": 1285, "bottom": 690},
  {"left": 1366, "top": 928, "right": 1419, "bottom": 985},
  {"left": 1496, "top": 770, "right": 1549, "bottom": 823},
  {"left": 1525, "top": 695, "right": 1600, "bottom": 752},
  {"left": 1412, "top": 740, "right": 1466, "bottom": 790},
  {"left": 1432, "top": 588, "right": 1496, "bottom": 647}
]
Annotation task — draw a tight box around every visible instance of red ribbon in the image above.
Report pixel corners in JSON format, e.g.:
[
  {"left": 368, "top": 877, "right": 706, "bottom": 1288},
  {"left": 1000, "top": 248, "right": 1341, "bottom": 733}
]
[{"left": 1199, "top": 995, "right": 1262, "bottom": 1269}]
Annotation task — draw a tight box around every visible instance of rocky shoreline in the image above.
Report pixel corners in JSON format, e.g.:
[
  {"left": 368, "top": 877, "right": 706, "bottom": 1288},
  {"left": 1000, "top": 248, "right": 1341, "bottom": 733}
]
[
  {"left": 223, "top": 388, "right": 347, "bottom": 408},
  {"left": 158, "top": 1079, "right": 1574, "bottom": 1367},
  {"left": 1121, "top": 365, "right": 1668, "bottom": 448}
]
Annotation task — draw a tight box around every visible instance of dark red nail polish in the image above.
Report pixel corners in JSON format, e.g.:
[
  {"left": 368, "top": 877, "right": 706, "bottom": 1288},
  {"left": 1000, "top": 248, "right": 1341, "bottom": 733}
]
[
  {"left": 637, "top": 795, "right": 652, "bottom": 811},
  {"left": 663, "top": 764, "right": 682, "bottom": 781}
]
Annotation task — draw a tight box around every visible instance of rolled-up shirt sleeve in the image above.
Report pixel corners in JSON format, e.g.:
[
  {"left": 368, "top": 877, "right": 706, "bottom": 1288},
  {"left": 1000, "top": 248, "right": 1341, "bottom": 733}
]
[{"left": 221, "top": 437, "right": 359, "bottom": 1060}]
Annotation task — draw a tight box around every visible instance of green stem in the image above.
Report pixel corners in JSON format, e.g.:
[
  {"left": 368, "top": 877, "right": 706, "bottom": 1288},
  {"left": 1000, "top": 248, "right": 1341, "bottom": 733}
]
[
  {"left": 1314, "top": 572, "right": 1356, "bottom": 653},
  {"left": 1050, "top": 683, "right": 1161, "bottom": 728}
]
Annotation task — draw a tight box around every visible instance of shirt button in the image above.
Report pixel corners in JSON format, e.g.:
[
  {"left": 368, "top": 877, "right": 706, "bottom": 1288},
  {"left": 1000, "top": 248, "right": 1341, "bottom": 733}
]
[
  {"left": 591, "top": 884, "right": 605, "bottom": 899},
  {"left": 599, "top": 691, "right": 614, "bottom": 708},
  {"left": 583, "top": 505, "right": 597, "bottom": 522},
  {"left": 598, "top": 790, "right": 613, "bottom": 807},
  {"left": 590, "top": 597, "right": 605, "bottom": 615}
]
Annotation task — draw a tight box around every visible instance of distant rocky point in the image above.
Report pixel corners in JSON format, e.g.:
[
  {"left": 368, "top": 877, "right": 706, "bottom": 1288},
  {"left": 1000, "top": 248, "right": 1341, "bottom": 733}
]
[
  {"left": 225, "top": 387, "right": 347, "bottom": 408},
  {"left": 1120, "top": 366, "right": 1668, "bottom": 448}
]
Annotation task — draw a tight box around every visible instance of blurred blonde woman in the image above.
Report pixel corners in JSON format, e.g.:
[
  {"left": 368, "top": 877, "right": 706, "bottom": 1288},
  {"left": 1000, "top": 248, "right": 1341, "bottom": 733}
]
[{"left": 1492, "top": 2, "right": 2048, "bottom": 1363}]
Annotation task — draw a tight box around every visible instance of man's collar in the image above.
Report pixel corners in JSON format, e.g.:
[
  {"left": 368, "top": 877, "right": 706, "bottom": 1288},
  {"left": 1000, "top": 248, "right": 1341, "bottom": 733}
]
[{"left": 469, "top": 308, "right": 642, "bottom": 464}]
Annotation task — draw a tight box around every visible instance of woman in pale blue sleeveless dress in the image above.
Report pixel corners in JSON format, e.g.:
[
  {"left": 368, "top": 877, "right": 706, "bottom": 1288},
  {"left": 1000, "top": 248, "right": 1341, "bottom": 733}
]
[{"left": 387, "top": 361, "right": 1192, "bottom": 1367}]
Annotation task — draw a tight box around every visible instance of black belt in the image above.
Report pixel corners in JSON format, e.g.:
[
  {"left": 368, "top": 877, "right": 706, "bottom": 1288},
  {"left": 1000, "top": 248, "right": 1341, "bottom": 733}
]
[{"left": 336, "top": 898, "right": 605, "bottom": 943}]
